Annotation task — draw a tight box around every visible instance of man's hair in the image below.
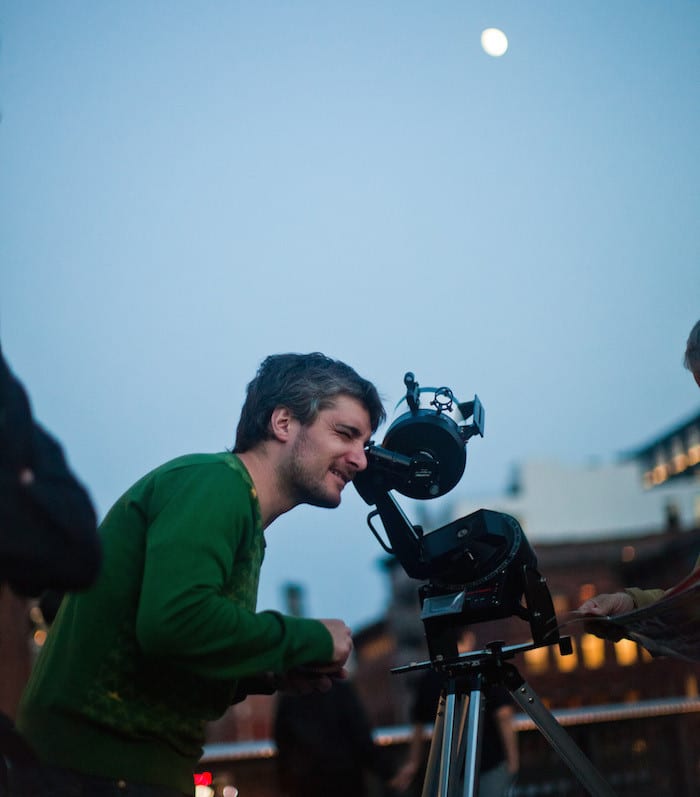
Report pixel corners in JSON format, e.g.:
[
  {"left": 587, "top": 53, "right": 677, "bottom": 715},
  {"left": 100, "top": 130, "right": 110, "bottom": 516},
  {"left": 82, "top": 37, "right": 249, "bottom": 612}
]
[
  {"left": 684, "top": 319, "right": 700, "bottom": 374},
  {"left": 233, "top": 352, "right": 385, "bottom": 452}
]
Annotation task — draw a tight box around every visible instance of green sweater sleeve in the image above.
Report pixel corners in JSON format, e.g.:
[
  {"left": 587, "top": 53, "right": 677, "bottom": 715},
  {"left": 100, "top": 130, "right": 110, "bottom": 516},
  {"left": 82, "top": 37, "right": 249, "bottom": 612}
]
[{"left": 131, "top": 459, "right": 333, "bottom": 679}]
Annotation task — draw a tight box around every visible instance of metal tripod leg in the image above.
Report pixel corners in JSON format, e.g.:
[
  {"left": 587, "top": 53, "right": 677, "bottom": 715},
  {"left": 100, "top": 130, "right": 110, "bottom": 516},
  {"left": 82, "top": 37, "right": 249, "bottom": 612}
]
[
  {"left": 420, "top": 677, "right": 485, "bottom": 797},
  {"left": 421, "top": 686, "right": 451, "bottom": 797},
  {"left": 455, "top": 682, "right": 484, "bottom": 797},
  {"left": 509, "top": 680, "right": 617, "bottom": 797}
]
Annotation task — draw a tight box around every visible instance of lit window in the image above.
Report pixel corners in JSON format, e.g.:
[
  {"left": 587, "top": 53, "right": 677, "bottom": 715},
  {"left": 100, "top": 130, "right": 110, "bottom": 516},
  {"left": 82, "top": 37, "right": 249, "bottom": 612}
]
[
  {"left": 614, "top": 638, "right": 638, "bottom": 666},
  {"left": 688, "top": 440, "right": 700, "bottom": 466},
  {"left": 552, "top": 594, "right": 569, "bottom": 614},
  {"left": 580, "top": 634, "right": 605, "bottom": 669},
  {"left": 652, "top": 463, "right": 669, "bottom": 485},
  {"left": 523, "top": 645, "right": 549, "bottom": 674},
  {"left": 578, "top": 584, "right": 596, "bottom": 603},
  {"left": 671, "top": 436, "right": 688, "bottom": 473}
]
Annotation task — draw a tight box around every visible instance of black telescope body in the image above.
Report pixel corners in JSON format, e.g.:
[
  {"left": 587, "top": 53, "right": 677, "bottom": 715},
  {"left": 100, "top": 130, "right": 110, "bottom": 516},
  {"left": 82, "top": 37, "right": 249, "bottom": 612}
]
[
  {"left": 354, "top": 372, "right": 559, "bottom": 649},
  {"left": 355, "top": 372, "right": 484, "bottom": 503}
]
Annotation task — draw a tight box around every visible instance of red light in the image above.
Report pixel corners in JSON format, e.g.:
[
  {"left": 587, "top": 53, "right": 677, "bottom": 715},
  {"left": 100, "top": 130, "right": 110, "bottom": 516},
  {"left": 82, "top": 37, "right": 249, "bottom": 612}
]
[{"left": 194, "top": 772, "right": 213, "bottom": 786}]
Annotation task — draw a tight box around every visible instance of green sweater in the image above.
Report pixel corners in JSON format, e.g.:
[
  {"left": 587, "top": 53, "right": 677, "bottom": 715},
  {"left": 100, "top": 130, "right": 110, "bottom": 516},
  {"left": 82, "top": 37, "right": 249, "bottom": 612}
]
[{"left": 17, "top": 453, "right": 332, "bottom": 794}]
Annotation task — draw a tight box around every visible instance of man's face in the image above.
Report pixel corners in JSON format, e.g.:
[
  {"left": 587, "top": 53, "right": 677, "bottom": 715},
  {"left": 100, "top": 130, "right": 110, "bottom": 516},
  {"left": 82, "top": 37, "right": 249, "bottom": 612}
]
[{"left": 281, "top": 394, "right": 373, "bottom": 509}]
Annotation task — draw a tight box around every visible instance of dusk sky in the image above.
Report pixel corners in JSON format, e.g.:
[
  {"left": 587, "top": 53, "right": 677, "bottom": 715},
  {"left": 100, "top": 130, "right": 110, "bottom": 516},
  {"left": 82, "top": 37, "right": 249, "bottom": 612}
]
[{"left": 2, "top": 2, "right": 699, "bottom": 629}]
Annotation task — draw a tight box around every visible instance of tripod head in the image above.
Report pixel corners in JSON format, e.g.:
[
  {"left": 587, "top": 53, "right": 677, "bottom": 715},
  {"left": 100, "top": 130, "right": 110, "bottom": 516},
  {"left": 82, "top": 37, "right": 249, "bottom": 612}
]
[{"left": 392, "top": 635, "right": 573, "bottom": 684}]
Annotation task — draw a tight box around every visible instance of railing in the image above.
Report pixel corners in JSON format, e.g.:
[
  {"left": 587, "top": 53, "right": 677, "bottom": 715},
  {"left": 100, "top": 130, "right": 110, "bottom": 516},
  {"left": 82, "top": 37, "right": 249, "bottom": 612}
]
[
  {"left": 201, "top": 695, "right": 700, "bottom": 762},
  {"left": 200, "top": 697, "right": 700, "bottom": 796}
]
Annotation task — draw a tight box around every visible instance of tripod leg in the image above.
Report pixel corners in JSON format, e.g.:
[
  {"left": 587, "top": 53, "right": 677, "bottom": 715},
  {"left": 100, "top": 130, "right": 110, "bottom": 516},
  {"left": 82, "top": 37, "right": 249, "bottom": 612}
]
[
  {"left": 445, "top": 689, "right": 468, "bottom": 795},
  {"left": 437, "top": 687, "right": 457, "bottom": 796},
  {"left": 421, "top": 680, "right": 465, "bottom": 797},
  {"left": 453, "top": 685, "right": 483, "bottom": 797},
  {"left": 510, "top": 680, "right": 617, "bottom": 797},
  {"left": 421, "top": 691, "right": 446, "bottom": 797},
  {"left": 420, "top": 679, "right": 486, "bottom": 797}
]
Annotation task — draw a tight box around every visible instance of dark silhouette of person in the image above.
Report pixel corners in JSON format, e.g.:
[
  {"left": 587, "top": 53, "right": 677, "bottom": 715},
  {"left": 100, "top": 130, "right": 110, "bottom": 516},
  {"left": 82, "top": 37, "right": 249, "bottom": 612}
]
[
  {"left": 1, "top": 345, "right": 101, "bottom": 795},
  {"left": 274, "top": 677, "right": 396, "bottom": 797},
  {"left": 0, "top": 346, "right": 100, "bottom": 595}
]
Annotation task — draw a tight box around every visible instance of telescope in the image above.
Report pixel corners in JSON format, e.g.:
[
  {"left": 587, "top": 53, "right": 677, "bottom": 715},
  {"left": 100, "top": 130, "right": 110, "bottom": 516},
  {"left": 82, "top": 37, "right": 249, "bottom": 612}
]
[
  {"left": 354, "top": 372, "right": 616, "bottom": 797},
  {"left": 354, "top": 371, "right": 558, "bottom": 657}
]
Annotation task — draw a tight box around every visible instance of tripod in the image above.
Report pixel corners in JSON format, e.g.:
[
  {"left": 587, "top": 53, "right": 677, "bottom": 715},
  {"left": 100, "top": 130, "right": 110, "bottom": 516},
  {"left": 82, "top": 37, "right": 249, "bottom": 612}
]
[{"left": 394, "top": 640, "right": 617, "bottom": 797}]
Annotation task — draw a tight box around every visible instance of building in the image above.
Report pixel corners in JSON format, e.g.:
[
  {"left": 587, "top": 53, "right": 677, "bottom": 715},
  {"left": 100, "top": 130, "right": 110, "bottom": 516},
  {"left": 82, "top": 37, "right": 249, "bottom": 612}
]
[{"left": 446, "top": 409, "right": 700, "bottom": 542}]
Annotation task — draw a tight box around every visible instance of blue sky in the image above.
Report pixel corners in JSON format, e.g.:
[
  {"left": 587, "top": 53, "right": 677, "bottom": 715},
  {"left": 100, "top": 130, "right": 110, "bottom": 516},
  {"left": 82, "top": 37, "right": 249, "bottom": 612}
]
[{"left": 2, "top": 2, "right": 699, "bottom": 629}]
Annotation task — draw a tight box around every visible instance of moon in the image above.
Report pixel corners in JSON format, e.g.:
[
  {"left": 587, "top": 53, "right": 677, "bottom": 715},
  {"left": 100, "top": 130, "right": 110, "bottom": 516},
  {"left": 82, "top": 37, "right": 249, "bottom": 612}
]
[{"left": 481, "top": 28, "right": 508, "bottom": 57}]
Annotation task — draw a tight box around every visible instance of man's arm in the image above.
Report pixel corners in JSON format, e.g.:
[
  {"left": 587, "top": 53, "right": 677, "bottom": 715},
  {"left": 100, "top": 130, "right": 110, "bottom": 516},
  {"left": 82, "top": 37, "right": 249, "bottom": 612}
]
[
  {"left": 234, "top": 619, "right": 354, "bottom": 699},
  {"left": 128, "top": 464, "right": 339, "bottom": 681}
]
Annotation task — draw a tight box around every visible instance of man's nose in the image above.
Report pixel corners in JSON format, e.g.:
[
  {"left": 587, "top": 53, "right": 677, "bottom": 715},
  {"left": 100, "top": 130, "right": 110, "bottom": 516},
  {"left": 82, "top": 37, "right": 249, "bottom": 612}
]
[{"left": 349, "top": 442, "right": 369, "bottom": 472}]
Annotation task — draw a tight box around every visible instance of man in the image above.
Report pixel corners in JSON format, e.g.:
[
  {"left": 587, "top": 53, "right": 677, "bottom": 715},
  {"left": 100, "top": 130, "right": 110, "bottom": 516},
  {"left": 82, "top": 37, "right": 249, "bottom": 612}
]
[
  {"left": 579, "top": 319, "right": 700, "bottom": 617},
  {"left": 11, "top": 352, "right": 385, "bottom": 797}
]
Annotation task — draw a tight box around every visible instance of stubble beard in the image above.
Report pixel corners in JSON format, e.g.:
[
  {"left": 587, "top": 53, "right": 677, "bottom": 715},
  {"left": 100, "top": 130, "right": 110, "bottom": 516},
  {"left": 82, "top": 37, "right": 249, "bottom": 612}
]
[{"left": 283, "top": 431, "right": 341, "bottom": 509}]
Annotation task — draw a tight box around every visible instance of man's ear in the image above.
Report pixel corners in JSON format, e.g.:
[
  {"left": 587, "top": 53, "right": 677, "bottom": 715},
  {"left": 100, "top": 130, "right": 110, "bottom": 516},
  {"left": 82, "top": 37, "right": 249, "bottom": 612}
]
[{"left": 269, "top": 406, "right": 296, "bottom": 442}]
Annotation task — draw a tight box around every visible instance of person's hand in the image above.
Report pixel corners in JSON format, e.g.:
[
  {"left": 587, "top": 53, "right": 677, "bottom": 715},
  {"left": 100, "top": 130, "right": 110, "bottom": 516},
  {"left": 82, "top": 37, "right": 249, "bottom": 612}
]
[
  {"left": 577, "top": 592, "right": 632, "bottom": 641},
  {"left": 318, "top": 618, "right": 353, "bottom": 669},
  {"left": 577, "top": 592, "right": 634, "bottom": 617},
  {"left": 276, "top": 619, "right": 352, "bottom": 694}
]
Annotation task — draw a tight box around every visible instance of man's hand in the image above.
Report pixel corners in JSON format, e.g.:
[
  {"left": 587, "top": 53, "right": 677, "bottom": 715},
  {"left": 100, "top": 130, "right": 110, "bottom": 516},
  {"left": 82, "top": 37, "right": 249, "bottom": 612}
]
[
  {"left": 318, "top": 618, "right": 353, "bottom": 669},
  {"left": 577, "top": 592, "right": 634, "bottom": 617},
  {"left": 274, "top": 619, "right": 353, "bottom": 695}
]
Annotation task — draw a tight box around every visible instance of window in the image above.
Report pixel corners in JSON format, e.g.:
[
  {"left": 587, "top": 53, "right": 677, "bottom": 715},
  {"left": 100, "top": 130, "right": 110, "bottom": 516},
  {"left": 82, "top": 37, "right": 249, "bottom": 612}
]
[
  {"left": 613, "top": 638, "right": 638, "bottom": 666},
  {"left": 580, "top": 633, "right": 605, "bottom": 669}
]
